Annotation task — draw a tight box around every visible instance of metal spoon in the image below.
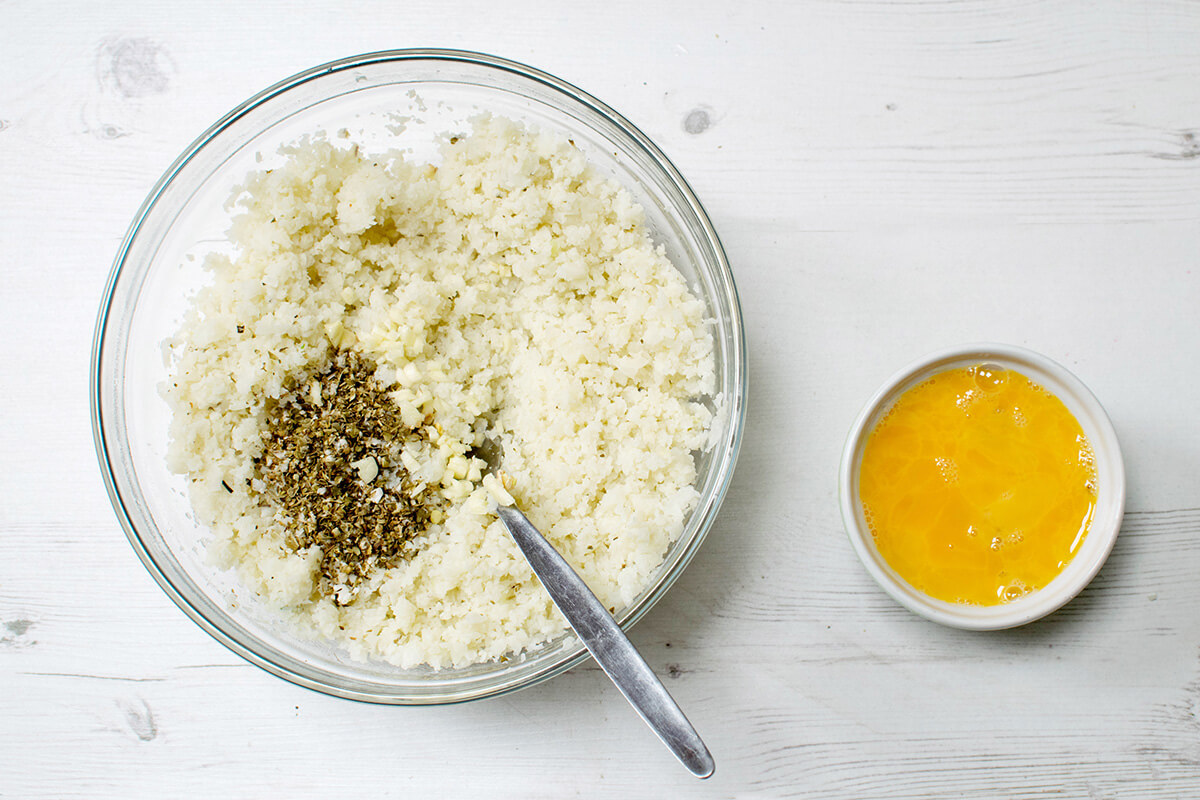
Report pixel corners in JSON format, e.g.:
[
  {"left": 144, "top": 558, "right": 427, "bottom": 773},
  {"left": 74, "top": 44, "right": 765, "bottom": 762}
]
[{"left": 480, "top": 440, "right": 715, "bottom": 778}]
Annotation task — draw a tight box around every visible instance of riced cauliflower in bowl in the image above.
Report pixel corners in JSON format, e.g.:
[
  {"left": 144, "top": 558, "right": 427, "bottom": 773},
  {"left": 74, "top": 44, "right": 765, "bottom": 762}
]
[{"left": 92, "top": 50, "right": 745, "bottom": 703}]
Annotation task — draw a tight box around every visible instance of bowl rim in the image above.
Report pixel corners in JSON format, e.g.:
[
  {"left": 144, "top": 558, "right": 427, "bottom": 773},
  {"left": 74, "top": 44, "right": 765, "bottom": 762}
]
[
  {"left": 838, "top": 342, "right": 1125, "bottom": 630},
  {"left": 90, "top": 48, "right": 747, "bottom": 703}
]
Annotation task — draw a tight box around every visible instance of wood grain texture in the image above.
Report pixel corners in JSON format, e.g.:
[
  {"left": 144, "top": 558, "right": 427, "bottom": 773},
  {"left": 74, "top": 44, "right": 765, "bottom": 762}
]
[{"left": 2, "top": 1, "right": 1199, "bottom": 797}]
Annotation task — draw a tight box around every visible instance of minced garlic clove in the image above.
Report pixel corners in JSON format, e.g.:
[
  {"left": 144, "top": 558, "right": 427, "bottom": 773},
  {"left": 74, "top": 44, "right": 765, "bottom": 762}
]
[
  {"left": 483, "top": 473, "right": 515, "bottom": 507},
  {"left": 352, "top": 455, "right": 380, "bottom": 483}
]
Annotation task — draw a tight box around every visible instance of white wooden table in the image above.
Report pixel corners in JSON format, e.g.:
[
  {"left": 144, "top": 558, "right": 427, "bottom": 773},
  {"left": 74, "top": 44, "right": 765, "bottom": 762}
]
[{"left": 4, "top": 2, "right": 1199, "bottom": 797}]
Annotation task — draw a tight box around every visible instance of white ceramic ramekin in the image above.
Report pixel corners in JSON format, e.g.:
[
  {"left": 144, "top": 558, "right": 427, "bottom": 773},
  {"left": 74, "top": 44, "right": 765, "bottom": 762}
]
[{"left": 839, "top": 344, "right": 1125, "bottom": 630}]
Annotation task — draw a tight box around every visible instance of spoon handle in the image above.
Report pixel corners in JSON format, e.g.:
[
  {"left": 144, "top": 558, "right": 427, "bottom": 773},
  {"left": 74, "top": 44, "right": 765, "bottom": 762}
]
[{"left": 495, "top": 505, "right": 715, "bottom": 779}]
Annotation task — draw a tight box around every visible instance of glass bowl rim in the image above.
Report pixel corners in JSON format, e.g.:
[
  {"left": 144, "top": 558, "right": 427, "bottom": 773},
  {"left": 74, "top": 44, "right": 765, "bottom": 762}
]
[{"left": 90, "top": 48, "right": 748, "bottom": 703}]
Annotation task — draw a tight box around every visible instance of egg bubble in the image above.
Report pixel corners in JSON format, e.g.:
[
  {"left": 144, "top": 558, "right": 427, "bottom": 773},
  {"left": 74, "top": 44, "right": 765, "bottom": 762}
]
[
  {"left": 990, "top": 536, "right": 1003, "bottom": 551},
  {"left": 972, "top": 363, "right": 1008, "bottom": 393},
  {"left": 955, "top": 389, "right": 981, "bottom": 415},
  {"left": 934, "top": 456, "right": 958, "bottom": 484},
  {"left": 999, "top": 581, "right": 1030, "bottom": 602},
  {"left": 1078, "top": 440, "right": 1096, "bottom": 467}
]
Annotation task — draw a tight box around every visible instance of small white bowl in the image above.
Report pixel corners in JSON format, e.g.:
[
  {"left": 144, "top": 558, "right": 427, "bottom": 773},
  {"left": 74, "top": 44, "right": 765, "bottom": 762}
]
[{"left": 838, "top": 343, "right": 1125, "bottom": 630}]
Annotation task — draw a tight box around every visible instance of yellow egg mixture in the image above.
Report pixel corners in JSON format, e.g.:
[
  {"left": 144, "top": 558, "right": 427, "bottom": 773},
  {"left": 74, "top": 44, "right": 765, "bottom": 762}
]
[{"left": 858, "top": 364, "right": 1097, "bottom": 605}]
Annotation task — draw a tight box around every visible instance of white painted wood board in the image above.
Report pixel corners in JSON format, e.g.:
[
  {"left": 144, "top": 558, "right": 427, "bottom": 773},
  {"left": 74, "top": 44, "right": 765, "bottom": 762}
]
[{"left": 2, "top": 1, "right": 1198, "bottom": 797}]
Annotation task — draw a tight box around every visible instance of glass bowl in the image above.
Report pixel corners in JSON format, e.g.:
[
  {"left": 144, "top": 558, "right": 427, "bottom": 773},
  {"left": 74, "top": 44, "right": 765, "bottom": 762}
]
[
  {"left": 90, "top": 50, "right": 746, "bottom": 703},
  {"left": 839, "top": 343, "right": 1124, "bottom": 629}
]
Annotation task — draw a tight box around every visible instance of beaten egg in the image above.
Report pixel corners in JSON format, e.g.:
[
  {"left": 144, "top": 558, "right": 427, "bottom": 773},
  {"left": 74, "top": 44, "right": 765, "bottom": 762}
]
[{"left": 857, "top": 364, "right": 1097, "bottom": 606}]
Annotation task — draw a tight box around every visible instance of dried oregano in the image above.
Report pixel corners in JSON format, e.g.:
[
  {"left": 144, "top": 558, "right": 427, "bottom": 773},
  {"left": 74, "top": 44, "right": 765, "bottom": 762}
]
[{"left": 253, "top": 350, "right": 439, "bottom": 604}]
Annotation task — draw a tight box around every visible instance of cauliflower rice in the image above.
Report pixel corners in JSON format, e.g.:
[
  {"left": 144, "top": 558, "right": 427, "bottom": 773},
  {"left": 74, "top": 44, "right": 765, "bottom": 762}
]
[{"left": 164, "top": 115, "right": 716, "bottom": 669}]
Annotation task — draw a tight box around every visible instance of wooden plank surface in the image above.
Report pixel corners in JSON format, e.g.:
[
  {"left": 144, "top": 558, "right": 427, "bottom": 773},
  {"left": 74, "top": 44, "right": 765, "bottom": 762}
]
[{"left": 2, "top": 1, "right": 1199, "bottom": 797}]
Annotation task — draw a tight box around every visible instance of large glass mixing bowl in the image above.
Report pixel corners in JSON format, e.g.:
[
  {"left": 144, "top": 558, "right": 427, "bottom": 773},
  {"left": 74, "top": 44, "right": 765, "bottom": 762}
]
[{"left": 91, "top": 49, "right": 746, "bottom": 704}]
